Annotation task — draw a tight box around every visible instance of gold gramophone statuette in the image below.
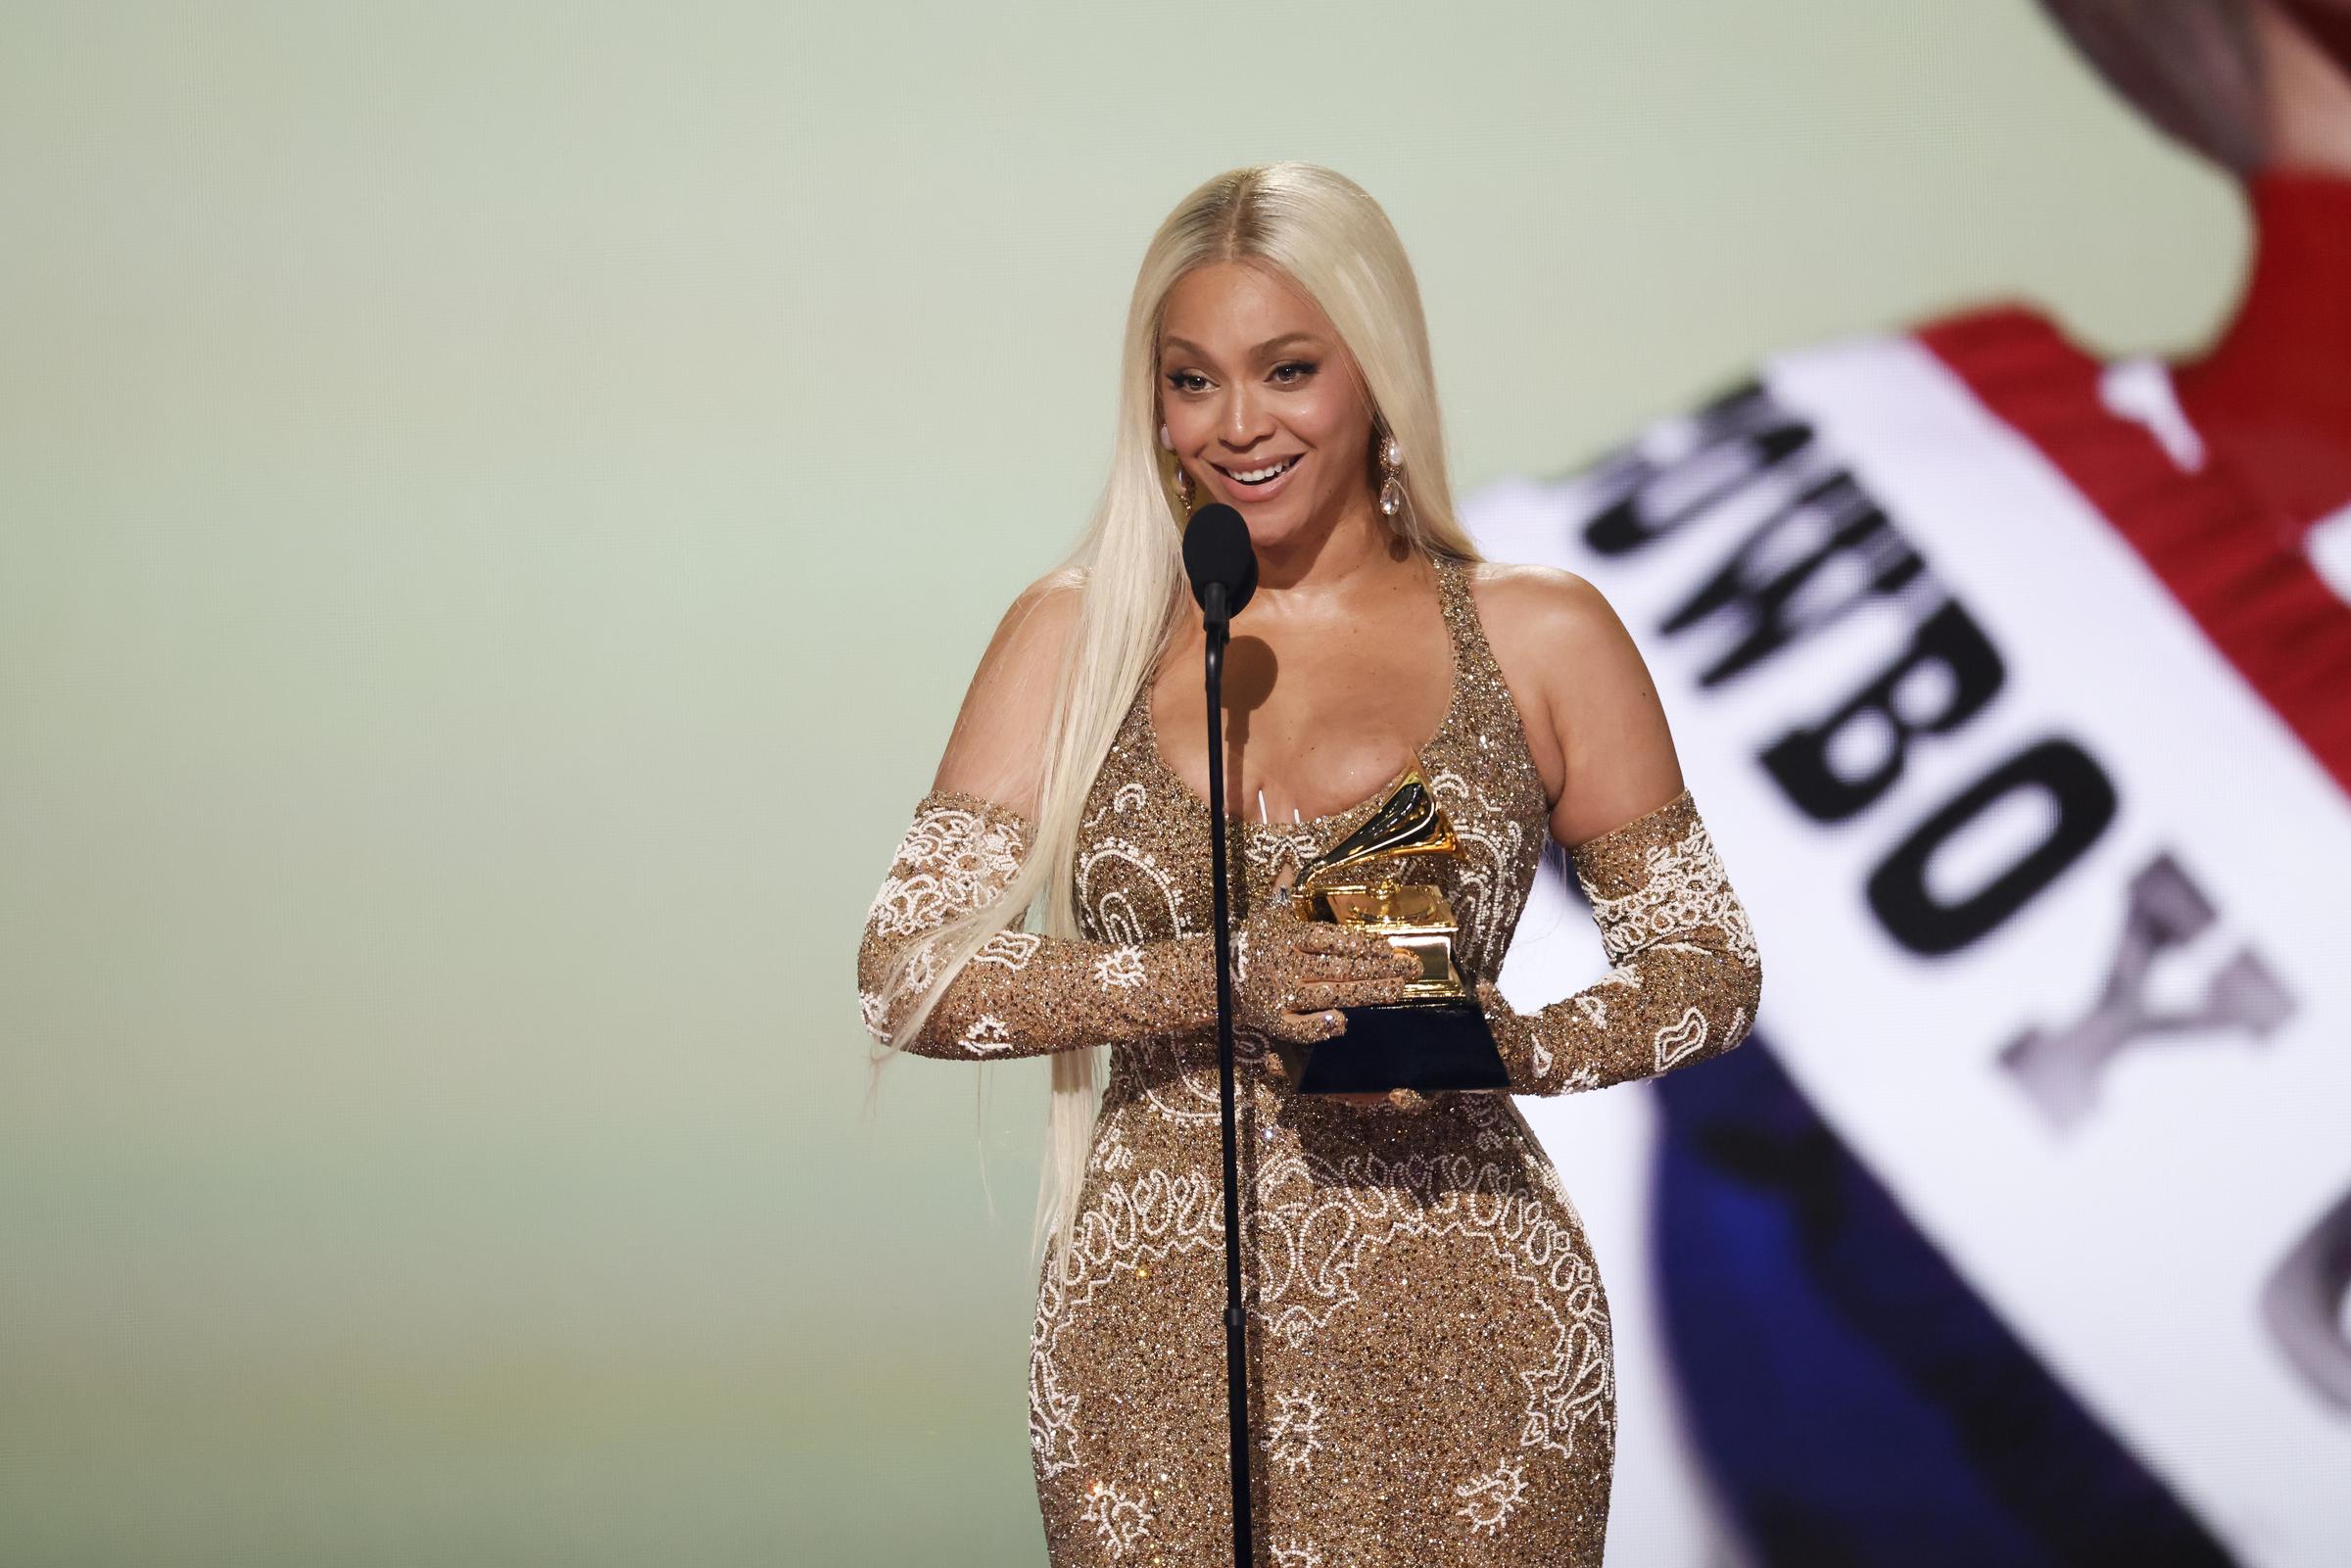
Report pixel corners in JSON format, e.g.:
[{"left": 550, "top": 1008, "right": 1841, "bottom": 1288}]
[
  {"left": 1287, "top": 756, "right": 1468, "bottom": 1002},
  {"left": 1276, "top": 753, "right": 1511, "bottom": 1096}
]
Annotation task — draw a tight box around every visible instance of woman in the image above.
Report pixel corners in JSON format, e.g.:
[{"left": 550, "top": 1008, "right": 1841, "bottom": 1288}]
[{"left": 856, "top": 163, "right": 1762, "bottom": 1566}]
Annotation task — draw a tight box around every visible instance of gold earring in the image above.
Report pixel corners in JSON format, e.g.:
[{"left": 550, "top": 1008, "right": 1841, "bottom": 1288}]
[
  {"left": 1174, "top": 463, "right": 1196, "bottom": 519},
  {"left": 1376, "top": 430, "right": 1407, "bottom": 520}
]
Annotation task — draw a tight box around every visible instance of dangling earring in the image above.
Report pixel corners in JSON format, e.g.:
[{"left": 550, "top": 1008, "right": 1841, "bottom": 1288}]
[
  {"left": 1161, "top": 421, "right": 1195, "bottom": 525},
  {"left": 1376, "top": 429, "right": 1407, "bottom": 520}
]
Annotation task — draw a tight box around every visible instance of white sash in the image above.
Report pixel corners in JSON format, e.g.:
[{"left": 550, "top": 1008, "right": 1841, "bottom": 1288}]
[{"left": 1467, "top": 329, "right": 2351, "bottom": 1565}]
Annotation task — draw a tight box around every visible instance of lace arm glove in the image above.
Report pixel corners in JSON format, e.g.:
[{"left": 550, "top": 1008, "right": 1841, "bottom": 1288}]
[
  {"left": 857, "top": 789, "right": 1223, "bottom": 1060},
  {"left": 857, "top": 789, "right": 1421, "bottom": 1061},
  {"left": 1473, "top": 786, "right": 1762, "bottom": 1095}
]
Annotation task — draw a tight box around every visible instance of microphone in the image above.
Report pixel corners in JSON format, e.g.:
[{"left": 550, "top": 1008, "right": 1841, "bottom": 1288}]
[
  {"left": 1176, "top": 498, "right": 1264, "bottom": 1563},
  {"left": 1181, "top": 502, "right": 1258, "bottom": 633}
]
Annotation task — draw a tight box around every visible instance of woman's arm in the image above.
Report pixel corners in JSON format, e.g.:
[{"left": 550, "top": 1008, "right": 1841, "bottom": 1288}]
[
  {"left": 1469, "top": 567, "right": 1762, "bottom": 1095},
  {"left": 858, "top": 576, "right": 1415, "bottom": 1061},
  {"left": 857, "top": 786, "right": 1223, "bottom": 1059},
  {"left": 1474, "top": 786, "right": 1761, "bottom": 1094}
]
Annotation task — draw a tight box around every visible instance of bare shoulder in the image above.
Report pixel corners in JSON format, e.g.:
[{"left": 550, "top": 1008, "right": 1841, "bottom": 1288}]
[
  {"left": 930, "top": 568, "right": 1087, "bottom": 816},
  {"left": 984, "top": 568, "right": 1087, "bottom": 674},
  {"left": 1463, "top": 559, "right": 1613, "bottom": 649},
  {"left": 1461, "top": 559, "right": 1634, "bottom": 715},
  {"left": 1463, "top": 558, "right": 1684, "bottom": 845}
]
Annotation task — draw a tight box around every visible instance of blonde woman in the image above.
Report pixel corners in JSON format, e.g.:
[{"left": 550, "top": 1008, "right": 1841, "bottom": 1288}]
[{"left": 856, "top": 163, "right": 1763, "bottom": 1566}]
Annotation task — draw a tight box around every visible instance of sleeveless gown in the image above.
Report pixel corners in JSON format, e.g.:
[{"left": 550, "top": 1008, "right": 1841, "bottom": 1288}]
[{"left": 1032, "top": 555, "right": 1614, "bottom": 1566}]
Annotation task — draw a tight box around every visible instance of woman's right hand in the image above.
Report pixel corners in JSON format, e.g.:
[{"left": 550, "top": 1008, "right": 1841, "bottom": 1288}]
[{"left": 1232, "top": 864, "right": 1421, "bottom": 1045}]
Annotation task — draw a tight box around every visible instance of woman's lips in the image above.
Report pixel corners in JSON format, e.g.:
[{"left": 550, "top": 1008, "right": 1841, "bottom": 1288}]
[{"left": 1213, "top": 452, "right": 1304, "bottom": 503}]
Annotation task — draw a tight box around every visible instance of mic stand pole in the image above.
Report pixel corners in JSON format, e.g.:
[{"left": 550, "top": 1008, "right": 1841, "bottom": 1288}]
[{"left": 1200, "top": 581, "right": 1256, "bottom": 1568}]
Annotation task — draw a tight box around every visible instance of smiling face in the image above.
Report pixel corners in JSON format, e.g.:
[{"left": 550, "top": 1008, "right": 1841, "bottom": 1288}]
[{"left": 1157, "top": 260, "right": 1379, "bottom": 548}]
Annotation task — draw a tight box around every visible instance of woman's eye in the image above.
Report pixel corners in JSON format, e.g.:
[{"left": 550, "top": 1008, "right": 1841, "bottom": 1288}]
[
  {"left": 1165, "top": 370, "right": 1209, "bottom": 393},
  {"left": 1271, "top": 360, "right": 1318, "bottom": 384}
]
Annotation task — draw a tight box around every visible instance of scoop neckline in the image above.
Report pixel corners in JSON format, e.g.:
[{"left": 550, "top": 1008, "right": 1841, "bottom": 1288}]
[{"left": 1134, "top": 556, "right": 1468, "bottom": 833}]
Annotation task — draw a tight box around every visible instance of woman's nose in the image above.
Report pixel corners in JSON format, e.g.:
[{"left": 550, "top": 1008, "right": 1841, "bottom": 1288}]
[{"left": 1221, "top": 385, "right": 1273, "bottom": 446}]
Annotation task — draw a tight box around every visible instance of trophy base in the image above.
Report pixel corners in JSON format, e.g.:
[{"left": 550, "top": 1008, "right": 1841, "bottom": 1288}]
[{"left": 1291, "top": 1001, "right": 1512, "bottom": 1095}]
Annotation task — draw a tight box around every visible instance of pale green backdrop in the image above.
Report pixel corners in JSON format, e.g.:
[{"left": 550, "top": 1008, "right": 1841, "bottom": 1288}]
[{"left": 0, "top": 2, "right": 2232, "bottom": 1563}]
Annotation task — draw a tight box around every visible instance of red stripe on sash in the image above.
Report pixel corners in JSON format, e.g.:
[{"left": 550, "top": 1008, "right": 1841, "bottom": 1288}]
[{"left": 1917, "top": 303, "right": 2351, "bottom": 801}]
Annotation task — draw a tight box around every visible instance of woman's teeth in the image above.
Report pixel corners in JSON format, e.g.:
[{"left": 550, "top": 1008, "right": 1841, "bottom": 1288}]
[{"left": 1227, "top": 455, "right": 1300, "bottom": 485}]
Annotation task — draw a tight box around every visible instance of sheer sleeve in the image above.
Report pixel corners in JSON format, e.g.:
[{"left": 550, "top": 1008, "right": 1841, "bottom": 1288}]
[
  {"left": 856, "top": 788, "right": 1220, "bottom": 1061},
  {"left": 1472, "top": 787, "right": 1762, "bottom": 1095}
]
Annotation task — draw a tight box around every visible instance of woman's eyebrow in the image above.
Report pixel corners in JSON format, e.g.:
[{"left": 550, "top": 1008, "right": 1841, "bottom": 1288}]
[{"left": 1161, "top": 332, "right": 1322, "bottom": 360}]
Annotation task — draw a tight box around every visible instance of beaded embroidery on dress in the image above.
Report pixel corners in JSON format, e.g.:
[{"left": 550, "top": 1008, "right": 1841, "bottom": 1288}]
[
  {"left": 859, "top": 551, "right": 1761, "bottom": 1560},
  {"left": 1032, "top": 555, "right": 1615, "bottom": 1565}
]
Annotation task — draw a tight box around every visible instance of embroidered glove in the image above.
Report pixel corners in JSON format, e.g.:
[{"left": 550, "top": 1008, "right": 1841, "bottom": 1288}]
[
  {"left": 858, "top": 789, "right": 1420, "bottom": 1060},
  {"left": 857, "top": 789, "right": 1222, "bottom": 1059},
  {"left": 1232, "top": 881, "right": 1423, "bottom": 1047},
  {"left": 1474, "top": 787, "right": 1762, "bottom": 1095}
]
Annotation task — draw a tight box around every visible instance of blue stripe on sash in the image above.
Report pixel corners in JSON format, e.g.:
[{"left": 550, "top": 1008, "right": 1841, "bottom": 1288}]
[{"left": 1652, "top": 1036, "right": 2236, "bottom": 1566}]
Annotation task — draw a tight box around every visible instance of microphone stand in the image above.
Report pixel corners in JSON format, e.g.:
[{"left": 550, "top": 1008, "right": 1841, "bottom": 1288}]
[{"left": 1199, "top": 579, "right": 1257, "bottom": 1568}]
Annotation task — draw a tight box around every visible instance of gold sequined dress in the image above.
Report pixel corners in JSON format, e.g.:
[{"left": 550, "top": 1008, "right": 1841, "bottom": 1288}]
[{"left": 858, "top": 554, "right": 1763, "bottom": 1566}]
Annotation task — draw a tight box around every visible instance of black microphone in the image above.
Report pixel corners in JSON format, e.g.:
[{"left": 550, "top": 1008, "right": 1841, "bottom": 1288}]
[
  {"left": 1181, "top": 502, "right": 1258, "bottom": 633},
  {"left": 1177, "top": 498, "right": 1264, "bottom": 1565}
]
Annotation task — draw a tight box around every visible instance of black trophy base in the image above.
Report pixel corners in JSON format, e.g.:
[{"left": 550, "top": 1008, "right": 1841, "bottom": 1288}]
[{"left": 1292, "top": 1000, "right": 1512, "bottom": 1095}]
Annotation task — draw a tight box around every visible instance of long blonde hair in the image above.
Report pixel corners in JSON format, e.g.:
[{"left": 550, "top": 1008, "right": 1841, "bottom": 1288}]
[{"left": 871, "top": 162, "right": 1486, "bottom": 1282}]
